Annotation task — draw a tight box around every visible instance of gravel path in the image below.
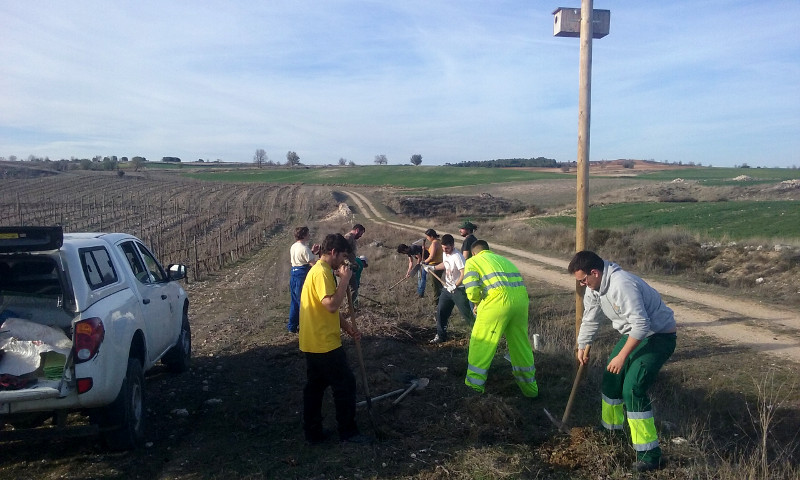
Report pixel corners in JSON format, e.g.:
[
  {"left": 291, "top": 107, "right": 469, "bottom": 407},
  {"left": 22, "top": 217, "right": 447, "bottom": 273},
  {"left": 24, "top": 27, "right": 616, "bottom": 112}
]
[{"left": 343, "top": 189, "right": 800, "bottom": 363}]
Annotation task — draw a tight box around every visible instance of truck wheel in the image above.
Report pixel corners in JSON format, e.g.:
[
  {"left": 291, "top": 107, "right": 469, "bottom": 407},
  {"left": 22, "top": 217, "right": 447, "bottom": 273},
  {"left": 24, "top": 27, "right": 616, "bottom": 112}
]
[
  {"left": 163, "top": 310, "right": 191, "bottom": 373},
  {"left": 101, "top": 358, "right": 145, "bottom": 451}
]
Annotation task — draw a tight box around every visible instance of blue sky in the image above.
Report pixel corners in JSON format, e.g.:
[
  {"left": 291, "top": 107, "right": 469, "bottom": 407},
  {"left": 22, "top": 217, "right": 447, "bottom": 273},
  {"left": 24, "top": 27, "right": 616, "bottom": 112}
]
[{"left": 2, "top": 1, "right": 798, "bottom": 167}]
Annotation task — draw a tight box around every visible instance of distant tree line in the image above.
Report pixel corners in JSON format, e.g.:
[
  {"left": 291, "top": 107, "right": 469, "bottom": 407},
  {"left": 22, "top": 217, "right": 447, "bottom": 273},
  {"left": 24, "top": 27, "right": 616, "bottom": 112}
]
[{"left": 450, "top": 157, "right": 559, "bottom": 168}]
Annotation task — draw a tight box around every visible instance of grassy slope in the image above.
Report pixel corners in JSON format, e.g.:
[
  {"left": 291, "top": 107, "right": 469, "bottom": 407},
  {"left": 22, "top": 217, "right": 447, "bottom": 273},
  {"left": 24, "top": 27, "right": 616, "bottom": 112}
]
[
  {"left": 639, "top": 166, "right": 798, "bottom": 185},
  {"left": 183, "top": 164, "right": 800, "bottom": 240},
  {"left": 184, "top": 165, "right": 567, "bottom": 188},
  {"left": 535, "top": 201, "right": 800, "bottom": 240}
]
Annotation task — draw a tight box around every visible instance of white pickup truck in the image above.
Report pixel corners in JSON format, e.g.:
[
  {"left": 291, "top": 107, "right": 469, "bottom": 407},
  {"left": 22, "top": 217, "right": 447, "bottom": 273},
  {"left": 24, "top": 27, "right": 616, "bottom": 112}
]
[{"left": 0, "top": 226, "right": 190, "bottom": 450}]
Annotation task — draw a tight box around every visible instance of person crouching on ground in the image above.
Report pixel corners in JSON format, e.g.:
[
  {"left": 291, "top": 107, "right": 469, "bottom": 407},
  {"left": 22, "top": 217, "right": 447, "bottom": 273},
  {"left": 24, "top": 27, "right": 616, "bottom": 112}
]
[
  {"left": 299, "top": 233, "right": 369, "bottom": 445},
  {"left": 288, "top": 226, "right": 319, "bottom": 333},
  {"left": 424, "top": 234, "right": 475, "bottom": 344},
  {"left": 462, "top": 240, "right": 538, "bottom": 397},
  {"left": 568, "top": 250, "right": 677, "bottom": 473}
]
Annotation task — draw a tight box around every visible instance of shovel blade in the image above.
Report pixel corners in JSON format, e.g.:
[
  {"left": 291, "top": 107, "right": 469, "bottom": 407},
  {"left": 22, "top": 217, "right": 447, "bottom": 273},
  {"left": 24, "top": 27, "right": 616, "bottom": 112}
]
[{"left": 543, "top": 408, "right": 570, "bottom": 434}]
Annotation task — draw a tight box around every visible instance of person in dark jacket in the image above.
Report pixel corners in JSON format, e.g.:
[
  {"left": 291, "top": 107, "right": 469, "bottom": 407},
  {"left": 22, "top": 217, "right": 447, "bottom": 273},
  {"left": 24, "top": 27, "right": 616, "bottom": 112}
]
[{"left": 458, "top": 220, "right": 478, "bottom": 260}]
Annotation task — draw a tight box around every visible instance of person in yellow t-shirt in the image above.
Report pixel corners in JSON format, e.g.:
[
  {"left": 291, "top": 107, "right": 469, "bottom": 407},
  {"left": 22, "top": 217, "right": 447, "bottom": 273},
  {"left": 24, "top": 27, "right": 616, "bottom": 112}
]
[{"left": 299, "top": 233, "right": 365, "bottom": 444}]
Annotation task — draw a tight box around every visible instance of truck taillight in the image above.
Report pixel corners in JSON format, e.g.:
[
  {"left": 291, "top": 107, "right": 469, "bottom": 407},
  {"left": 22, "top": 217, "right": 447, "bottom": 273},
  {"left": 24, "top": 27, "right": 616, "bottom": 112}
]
[
  {"left": 74, "top": 317, "right": 104, "bottom": 363},
  {"left": 77, "top": 378, "right": 93, "bottom": 394}
]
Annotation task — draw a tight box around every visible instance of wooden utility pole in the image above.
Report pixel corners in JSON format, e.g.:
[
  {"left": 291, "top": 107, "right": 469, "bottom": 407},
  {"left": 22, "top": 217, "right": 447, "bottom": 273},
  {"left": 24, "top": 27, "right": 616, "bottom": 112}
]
[
  {"left": 554, "top": 2, "right": 609, "bottom": 339},
  {"left": 574, "top": 0, "right": 594, "bottom": 339}
]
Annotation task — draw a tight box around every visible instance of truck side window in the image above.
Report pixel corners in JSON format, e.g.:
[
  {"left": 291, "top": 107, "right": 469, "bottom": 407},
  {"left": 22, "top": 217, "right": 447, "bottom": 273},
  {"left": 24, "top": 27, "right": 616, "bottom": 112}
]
[
  {"left": 120, "top": 241, "right": 150, "bottom": 284},
  {"left": 80, "top": 247, "right": 118, "bottom": 290},
  {"left": 136, "top": 243, "right": 167, "bottom": 283}
]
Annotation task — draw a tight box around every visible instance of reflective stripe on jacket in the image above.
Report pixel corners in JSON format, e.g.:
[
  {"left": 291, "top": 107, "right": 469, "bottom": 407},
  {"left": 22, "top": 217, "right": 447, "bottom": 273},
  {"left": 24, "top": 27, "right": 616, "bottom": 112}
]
[{"left": 463, "top": 249, "right": 526, "bottom": 309}]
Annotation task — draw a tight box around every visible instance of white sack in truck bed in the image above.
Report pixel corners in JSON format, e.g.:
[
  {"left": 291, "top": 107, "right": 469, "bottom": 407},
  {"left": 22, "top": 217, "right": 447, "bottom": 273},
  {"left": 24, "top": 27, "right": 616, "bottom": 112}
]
[{"left": 0, "top": 317, "right": 72, "bottom": 376}]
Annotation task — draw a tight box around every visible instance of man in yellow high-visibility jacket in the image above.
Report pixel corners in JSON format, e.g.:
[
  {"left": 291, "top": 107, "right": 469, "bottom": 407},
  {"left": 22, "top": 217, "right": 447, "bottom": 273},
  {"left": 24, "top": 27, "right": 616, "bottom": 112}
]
[{"left": 462, "top": 240, "right": 538, "bottom": 397}]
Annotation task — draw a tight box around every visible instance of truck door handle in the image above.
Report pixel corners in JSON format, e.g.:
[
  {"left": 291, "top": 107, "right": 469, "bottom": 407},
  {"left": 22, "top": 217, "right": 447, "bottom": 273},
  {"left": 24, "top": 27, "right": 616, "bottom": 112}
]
[
  {"left": 143, "top": 298, "right": 150, "bottom": 305},
  {"left": 161, "top": 295, "right": 168, "bottom": 300}
]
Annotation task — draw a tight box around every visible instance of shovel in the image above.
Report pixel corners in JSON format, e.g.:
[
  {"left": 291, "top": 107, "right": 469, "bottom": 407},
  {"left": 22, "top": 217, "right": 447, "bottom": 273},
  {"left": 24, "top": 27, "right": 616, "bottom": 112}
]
[
  {"left": 347, "top": 288, "right": 378, "bottom": 434},
  {"left": 388, "top": 277, "right": 408, "bottom": 291},
  {"left": 389, "top": 264, "right": 421, "bottom": 291},
  {"left": 391, "top": 377, "right": 429, "bottom": 405},
  {"left": 356, "top": 377, "right": 429, "bottom": 408},
  {"left": 544, "top": 345, "right": 591, "bottom": 434},
  {"left": 357, "top": 293, "right": 382, "bottom": 306},
  {"left": 425, "top": 267, "right": 446, "bottom": 286}
]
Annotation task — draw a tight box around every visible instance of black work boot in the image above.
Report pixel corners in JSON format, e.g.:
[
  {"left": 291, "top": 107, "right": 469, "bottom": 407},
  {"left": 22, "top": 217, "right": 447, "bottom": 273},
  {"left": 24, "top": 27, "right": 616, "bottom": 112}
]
[{"left": 632, "top": 457, "right": 665, "bottom": 472}]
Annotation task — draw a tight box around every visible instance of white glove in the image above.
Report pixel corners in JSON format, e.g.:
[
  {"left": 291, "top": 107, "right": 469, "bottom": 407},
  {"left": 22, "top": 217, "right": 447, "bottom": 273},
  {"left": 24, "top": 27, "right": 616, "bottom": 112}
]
[
  {"left": 424, "top": 265, "right": 434, "bottom": 273},
  {"left": 446, "top": 285, "right": 455, "bottom": 293}
]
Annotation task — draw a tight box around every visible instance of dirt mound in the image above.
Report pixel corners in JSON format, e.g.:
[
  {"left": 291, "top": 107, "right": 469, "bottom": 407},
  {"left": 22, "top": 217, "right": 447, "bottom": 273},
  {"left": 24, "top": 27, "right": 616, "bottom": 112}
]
[
  {"left": 773, "top": 179, "right": 800, "bottom": 191},
  {"left": 540, "top": 427, "right": 618, "bottom": 472},
  {"left": 322, "top": 202, "right": 354, "bottom": 221}
]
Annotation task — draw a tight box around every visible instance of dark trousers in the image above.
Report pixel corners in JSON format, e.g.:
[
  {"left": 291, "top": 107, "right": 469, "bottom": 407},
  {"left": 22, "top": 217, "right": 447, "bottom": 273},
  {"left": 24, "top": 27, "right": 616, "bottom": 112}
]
[
  {"left": 435, "top": 287, "right": 475, "bottom": 340},
  {"left": 303, "top": 347, "right": 359, "bottom": 442},
  {"left": 288, "top": 265, "right": 310, "bottom": 332},
  {"left": 430, "top": 273, "right": 442, "bottom": 306}
]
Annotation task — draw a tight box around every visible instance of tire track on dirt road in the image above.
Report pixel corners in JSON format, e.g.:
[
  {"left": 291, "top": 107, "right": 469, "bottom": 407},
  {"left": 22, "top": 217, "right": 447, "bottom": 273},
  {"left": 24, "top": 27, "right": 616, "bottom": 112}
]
[{"left": 343, "top": 189, "right": 800, "bottom": 363}]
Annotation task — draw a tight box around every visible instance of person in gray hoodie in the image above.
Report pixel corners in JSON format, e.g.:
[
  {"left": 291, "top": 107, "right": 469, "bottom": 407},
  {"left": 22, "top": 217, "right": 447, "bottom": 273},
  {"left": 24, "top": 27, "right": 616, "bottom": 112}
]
[{"left": 568, "top": 250, "right": 677, "bottom": 473}]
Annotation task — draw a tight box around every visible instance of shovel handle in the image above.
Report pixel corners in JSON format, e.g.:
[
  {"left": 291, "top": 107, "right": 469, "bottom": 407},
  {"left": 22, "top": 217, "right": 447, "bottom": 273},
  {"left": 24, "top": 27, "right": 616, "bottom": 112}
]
[
  {"left": 391, "top": 381, "right": 418, "bottom": 405},
  {"left": 347, "top": 288, "right": 372, "bottom": 405},
  {"left": 356, "top": 388, "right": 405, "bottom": 407},
  {"left": 426, "top": 268, "right": 446, "bottom": 286},
  {"left": 388, "top": 277, "right": 407, "bottom": 290},
  {"left": 561, "top": 344, "right": 590, "bottom": 425}
]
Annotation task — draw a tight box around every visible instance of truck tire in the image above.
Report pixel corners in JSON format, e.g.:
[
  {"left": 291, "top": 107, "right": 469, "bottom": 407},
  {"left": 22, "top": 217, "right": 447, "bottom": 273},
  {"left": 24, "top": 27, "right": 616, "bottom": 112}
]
[
  {"left": 163, "top": 309, "right": 191, "bottom": 373},
  {"left": 101, "top": 357, "right": 145, "bottom": 451}
]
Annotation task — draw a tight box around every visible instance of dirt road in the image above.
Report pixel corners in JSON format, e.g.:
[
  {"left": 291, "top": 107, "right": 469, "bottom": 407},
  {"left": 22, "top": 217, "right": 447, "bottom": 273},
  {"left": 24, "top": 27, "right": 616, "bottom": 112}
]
[{"left": 343, "top": 189, "right": 800, "bottom": 363}]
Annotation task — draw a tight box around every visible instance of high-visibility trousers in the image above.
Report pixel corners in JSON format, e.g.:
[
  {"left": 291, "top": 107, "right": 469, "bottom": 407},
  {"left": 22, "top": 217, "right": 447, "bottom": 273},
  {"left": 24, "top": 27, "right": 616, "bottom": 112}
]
[
  {"left": 464, "top": 299, "right": 538, "bottom": 397},
  {"left": 601, "top": 333, "right": 676, "bottom": 462}
]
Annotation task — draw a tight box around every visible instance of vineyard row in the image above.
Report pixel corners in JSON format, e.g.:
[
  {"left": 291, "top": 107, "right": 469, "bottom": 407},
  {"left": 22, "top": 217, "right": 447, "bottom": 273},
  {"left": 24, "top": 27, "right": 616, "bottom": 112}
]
[{"left": 0, "top": 173, "right": 323, "bottom": 281}]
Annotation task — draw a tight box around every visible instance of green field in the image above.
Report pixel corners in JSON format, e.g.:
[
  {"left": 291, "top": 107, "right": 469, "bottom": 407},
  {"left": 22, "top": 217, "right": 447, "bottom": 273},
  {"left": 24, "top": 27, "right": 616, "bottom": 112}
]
[
  {"left": 639, "top": 166, "right": 799, "bottom": 185},
  {"left": 183, "top": 165, "right": 564, "bottom": 188},
  {"left": 535, "top": 201, "right": 800, "bottom": 240},
  {"left": 182, "top": 164, "right": 800, "bottom": 188}
]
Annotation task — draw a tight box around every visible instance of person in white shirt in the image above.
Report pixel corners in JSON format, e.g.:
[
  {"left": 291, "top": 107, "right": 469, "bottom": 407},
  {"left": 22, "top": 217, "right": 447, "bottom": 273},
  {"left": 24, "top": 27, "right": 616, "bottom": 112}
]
[
  {"left": 424, "top": 234, "right": 475, "bottom": 344},
  {"left": 288, "top": 226, "right": 319, "bottom": 333}
]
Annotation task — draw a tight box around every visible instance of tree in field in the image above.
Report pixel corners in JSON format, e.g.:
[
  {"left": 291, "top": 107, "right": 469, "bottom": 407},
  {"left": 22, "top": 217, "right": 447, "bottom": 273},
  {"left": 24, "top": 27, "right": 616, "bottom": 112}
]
[
  {"left": 102, "top": 157, "right": 118, "bottom": 170},
  {"left": 410, "top": 154, "right": 422, "bottom": 166},
  {"left": 338, "top": 157, "right": 347, "bottom": 166},
  {"left": 254, "top": 149, "right": 268, "bottom": 168},
  {"left": 348, "top": 160, "right": 356, "bottom": 166},
  {"left": 374, "top": 154, "right": 388, "bottom": 165},
  {"left": 286, "top": 151, "right": 301, "bottom": 166},
  {"left": 131, "top": 157, "right": 146, "bottom": 171}
]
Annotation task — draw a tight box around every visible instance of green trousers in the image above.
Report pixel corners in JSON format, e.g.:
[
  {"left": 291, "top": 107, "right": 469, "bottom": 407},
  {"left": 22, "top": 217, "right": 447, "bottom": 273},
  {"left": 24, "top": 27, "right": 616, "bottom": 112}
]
[{"left": 601, "top": 333, "right": 676, "bottom": 462}]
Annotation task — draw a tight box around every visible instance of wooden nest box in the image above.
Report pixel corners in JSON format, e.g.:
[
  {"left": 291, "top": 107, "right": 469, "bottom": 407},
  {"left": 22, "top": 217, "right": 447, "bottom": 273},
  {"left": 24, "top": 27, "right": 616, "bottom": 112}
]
[{"left": 552, "top": 7, "right": 610, "bottom": 39}]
